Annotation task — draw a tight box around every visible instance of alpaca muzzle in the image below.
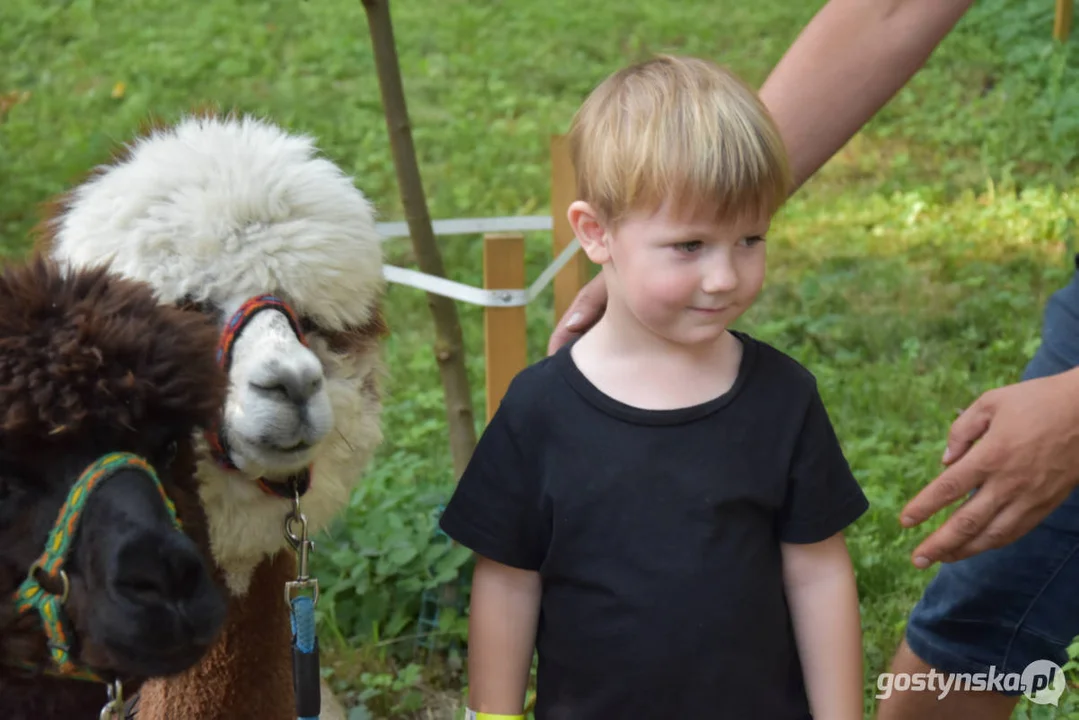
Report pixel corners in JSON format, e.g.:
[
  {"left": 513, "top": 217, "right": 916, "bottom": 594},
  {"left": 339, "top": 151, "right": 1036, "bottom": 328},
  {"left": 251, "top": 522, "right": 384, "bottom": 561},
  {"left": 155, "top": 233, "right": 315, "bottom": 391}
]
[{"left": 205, "top": 293, "right": 315, "bottom": 500}]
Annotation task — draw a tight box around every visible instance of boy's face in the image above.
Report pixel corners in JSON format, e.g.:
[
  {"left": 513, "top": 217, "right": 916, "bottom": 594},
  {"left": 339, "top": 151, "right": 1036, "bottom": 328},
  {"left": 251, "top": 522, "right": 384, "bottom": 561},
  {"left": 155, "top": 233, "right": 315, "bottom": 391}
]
[{"left": 572, "top": 199, "right": 769, "bottom": 347}]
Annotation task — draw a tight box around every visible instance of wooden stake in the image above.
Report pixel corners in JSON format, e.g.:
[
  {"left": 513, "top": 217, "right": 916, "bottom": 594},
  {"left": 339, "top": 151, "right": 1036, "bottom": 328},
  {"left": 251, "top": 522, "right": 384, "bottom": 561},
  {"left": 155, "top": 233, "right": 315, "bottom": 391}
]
[
  {"left": 483, "top": 233, "right": 527, "bottom": 423},
  {"left": 1056, "top": 0, "right": 1073, "bottom": 42},
  {"left": 360, "top": 0, "right": 478, "bottom": 477},
  {"left": 550, "top": 134, "right": 590, "bottom": 326}
]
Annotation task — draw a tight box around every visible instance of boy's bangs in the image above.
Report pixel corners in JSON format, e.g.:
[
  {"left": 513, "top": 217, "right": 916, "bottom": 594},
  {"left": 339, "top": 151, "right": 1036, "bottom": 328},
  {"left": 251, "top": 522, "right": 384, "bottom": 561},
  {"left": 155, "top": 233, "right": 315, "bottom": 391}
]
[{"left": 622, "top": 126, "right": 790, "bottom": 225}]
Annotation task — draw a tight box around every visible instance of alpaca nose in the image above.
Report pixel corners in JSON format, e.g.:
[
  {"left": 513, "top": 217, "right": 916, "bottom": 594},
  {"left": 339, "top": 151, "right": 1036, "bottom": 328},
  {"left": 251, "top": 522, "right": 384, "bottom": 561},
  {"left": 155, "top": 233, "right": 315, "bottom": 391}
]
[
  {"left": 112, "top": 531, "right": 211, "bottom": 607},
  {"left": 252, "top": 355, "right": 324, "bottom": 405}
]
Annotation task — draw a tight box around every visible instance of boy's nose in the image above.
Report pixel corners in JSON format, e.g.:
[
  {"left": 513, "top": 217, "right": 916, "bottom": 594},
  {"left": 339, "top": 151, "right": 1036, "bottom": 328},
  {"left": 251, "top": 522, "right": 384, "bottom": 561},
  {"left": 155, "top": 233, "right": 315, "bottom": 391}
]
[{"left": 701, "top": 260, "right": 738, "bottom": 294}]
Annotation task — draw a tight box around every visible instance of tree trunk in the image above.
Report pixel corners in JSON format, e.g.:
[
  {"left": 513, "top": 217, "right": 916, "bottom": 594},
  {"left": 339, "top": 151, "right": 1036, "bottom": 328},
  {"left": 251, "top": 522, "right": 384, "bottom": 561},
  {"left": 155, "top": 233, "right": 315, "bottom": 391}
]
[{"left": 360, "top": 0, "right": 478, "bottom": 477}]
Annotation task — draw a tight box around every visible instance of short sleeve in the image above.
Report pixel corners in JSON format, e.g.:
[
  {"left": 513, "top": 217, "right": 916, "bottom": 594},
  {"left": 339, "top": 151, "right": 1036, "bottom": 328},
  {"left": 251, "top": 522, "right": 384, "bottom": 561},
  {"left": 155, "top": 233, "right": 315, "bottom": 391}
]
[
  {"left": 438, "top": 398, "right": 549, "bottom": 570},
  {"left": 777, "top": 386, "right": 869, "bottom": 544}
]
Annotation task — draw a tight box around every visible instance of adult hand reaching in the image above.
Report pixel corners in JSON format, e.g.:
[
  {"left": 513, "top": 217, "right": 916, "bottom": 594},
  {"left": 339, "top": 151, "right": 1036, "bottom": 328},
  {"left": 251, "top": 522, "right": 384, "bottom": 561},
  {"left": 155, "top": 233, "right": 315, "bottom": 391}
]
[
  {"left": 900, "top": 366, "right": 1079, "bottom": 568},
  {"left": 546, "top": 273, "right": 608, "bottom": 355}
]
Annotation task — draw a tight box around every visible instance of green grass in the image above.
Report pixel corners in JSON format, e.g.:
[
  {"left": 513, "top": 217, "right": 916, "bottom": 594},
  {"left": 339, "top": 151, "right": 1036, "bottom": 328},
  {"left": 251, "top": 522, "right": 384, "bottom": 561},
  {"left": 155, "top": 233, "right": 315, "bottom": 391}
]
[{"left": 6, "top": 0, "right": 1079, "bottom": 717}]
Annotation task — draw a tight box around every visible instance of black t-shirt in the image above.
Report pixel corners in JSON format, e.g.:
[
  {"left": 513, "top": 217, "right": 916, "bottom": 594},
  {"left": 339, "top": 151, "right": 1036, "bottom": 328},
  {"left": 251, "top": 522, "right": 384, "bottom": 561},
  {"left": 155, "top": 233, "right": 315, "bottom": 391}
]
[{"left": 439, "top": 331, "right": 869, "bottom": 719}]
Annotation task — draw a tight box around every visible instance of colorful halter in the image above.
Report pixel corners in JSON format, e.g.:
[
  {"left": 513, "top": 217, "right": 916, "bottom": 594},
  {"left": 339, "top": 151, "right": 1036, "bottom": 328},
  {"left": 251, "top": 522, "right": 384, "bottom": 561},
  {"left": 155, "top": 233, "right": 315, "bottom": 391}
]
[
  {"left": 204, "top": 294, "right": 314, "bottom": 499},
  {"left": 10, "top": 452, "right": 181, "bottom": 682}
]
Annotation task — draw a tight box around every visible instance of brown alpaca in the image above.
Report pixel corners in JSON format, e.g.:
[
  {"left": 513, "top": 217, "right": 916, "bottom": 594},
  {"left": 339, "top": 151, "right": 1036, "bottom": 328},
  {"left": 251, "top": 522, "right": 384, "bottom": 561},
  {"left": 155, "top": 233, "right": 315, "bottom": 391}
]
[
  {"left": 0, "top": 256, "right": 230, "bottom": 719},
  {"left": 37, "top": 112, "right": 387, "bottom": 720}
]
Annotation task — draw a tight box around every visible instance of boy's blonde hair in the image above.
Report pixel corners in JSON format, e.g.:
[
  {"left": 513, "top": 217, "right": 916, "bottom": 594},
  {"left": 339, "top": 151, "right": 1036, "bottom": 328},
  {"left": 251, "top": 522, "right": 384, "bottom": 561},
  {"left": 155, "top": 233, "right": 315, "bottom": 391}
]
[{"left": 567, "top": 55, "right": 791, "bottom": 228}]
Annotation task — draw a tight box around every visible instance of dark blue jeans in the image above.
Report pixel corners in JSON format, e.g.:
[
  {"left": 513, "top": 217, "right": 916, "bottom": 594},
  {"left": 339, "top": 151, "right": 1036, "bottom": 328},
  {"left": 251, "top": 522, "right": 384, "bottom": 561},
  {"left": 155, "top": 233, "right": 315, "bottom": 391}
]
[{"left": 904, "top": 257, "right": 1079, "bottom": 690}]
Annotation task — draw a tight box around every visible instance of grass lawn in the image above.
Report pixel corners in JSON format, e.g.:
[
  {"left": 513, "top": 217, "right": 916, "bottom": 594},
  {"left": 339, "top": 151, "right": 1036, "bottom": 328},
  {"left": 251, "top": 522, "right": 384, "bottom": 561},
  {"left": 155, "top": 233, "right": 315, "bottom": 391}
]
[{"left": 6, "top": 0, "right": 1079, "bottom": 717}]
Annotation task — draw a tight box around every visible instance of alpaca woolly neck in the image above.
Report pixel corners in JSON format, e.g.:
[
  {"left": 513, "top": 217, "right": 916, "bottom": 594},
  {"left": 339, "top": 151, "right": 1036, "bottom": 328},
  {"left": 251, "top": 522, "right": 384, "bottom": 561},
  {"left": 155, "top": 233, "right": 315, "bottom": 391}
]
[{"left": 133, "top": 552, "right": 296, "bottom": 719}]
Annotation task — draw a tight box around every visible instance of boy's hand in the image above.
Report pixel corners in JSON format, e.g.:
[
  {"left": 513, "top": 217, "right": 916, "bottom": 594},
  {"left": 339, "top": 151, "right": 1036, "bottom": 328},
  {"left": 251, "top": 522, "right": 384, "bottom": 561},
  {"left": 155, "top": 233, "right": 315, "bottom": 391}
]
[
  {"left": 901, "top": 366, "right": 1079, "bottom": 566},
  {"left": 547, "top": 274, "right": 607, "bottom": 355}
]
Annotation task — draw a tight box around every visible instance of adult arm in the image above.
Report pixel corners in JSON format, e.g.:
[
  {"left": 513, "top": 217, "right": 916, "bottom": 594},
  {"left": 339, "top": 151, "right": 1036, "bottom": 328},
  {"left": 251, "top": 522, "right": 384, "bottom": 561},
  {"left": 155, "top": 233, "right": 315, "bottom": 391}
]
[
  {"left": 782, "top": 533, "right": 863, "bottom": 720},
  {"left": 759, "top": 0, "right": 974, "bottom": 191},
  {"left": 466, "top": 555, "right": 542, "bottom": 715},
  {"left": 901, "top": 366, "right": 1079, "bottom": 566},
  {"left": 546, "top": 0, "right": 975, "bottom": 354}
]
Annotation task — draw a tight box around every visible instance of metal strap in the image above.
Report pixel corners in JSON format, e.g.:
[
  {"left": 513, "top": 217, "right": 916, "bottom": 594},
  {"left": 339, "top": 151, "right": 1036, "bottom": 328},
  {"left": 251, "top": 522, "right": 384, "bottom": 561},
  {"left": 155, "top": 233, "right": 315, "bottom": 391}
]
[
  {"left": 381, "top": 237, "right": 581, "bottom": 307},
  {"left": 375, "top": 215, "right": 552, "bottom": 239}
]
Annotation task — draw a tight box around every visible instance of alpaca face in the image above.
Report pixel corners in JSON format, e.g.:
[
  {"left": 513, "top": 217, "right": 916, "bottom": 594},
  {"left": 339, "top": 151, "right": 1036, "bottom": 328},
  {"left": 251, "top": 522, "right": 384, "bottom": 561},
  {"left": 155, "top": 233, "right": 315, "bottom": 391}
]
[
  {"left": 0, "top": 259, "right": 228, "bottom": 682},
  {"left": 193, "top": 294, "right": 386, "bottom": 594},
  {"left": 216, "top": 297, "right": 334, "bottom": 478}
]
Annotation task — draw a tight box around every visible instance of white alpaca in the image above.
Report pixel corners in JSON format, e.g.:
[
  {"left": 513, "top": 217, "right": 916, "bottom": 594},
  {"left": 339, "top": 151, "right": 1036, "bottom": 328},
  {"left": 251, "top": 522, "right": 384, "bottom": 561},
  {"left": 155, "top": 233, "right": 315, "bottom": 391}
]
[{"left": 42, "top": 114, "right": 386, "bottom": 598}]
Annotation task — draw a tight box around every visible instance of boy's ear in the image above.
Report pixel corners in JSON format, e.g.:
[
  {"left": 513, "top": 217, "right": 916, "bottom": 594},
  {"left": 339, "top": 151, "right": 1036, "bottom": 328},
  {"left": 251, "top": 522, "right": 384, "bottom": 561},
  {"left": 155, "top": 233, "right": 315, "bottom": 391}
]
[{"left": 567, "top": 200, "right": 610, "bottom": 264}]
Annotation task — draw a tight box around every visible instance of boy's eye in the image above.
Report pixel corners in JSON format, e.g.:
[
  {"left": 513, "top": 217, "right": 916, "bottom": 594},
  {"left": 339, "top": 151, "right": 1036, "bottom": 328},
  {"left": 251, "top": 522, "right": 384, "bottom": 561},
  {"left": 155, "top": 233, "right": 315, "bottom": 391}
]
[
  {"left": 742, "top": 235, "right": 765, "bottom": 246},
  {"left": 674, "top": 240, "right": 702, "bottom": 252}
]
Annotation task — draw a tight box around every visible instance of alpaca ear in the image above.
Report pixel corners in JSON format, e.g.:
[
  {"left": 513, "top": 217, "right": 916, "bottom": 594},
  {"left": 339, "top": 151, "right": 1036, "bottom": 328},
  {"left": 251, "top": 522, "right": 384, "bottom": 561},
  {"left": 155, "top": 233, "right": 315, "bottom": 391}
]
[{"left": 567, "top": 201, "right": 611, "bottom": 264}]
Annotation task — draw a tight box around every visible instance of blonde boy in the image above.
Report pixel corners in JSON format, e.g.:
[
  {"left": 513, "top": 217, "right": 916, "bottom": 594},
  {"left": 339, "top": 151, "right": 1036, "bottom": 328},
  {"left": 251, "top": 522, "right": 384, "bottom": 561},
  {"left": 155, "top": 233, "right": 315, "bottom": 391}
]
[{"left": 440, "top": 55, "right": 868, "bottom": 720}]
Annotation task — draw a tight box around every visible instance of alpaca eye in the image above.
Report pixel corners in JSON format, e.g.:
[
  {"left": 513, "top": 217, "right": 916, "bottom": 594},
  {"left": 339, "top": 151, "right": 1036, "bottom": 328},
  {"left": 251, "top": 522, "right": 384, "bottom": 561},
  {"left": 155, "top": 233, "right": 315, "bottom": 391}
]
[
  {"left": 0, "top": 476, "right": 20, "bottom": 522},
  {"left": 162, "top": 440, "right": 178, "bottom": 466}
]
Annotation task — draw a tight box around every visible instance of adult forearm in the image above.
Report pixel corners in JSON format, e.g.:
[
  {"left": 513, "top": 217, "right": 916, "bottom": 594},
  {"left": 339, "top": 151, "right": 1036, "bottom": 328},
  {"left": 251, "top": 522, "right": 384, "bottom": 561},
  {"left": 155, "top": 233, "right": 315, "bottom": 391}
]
[
  {"left": 467, "top": 556, "right": 542, "bottom": 714},
  {"left": 759, "top": 0, "right": 975, "bottom": 192}
]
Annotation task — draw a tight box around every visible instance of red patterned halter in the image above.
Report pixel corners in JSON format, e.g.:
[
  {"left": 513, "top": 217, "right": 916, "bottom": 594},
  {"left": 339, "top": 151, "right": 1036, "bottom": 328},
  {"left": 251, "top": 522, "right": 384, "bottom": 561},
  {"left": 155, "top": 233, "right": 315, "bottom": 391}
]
[{"left": 204, "top": 294, "right": 314, "bottom": 498}]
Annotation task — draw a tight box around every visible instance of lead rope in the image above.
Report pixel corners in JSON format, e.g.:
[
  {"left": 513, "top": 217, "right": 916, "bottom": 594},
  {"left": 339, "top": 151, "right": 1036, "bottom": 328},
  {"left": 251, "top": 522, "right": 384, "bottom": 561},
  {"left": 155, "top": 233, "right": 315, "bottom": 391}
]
[{"left": 284, "top": 482, "right": 320, "bottom": 720}]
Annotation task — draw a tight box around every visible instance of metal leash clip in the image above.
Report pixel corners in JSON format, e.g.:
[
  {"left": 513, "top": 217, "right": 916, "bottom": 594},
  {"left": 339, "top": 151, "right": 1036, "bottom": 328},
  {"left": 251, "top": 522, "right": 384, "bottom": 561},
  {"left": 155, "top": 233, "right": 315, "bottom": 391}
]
[
  {"left": 283, "top": 482, "right": 319, "bottom": 606},
  {"left": 99, "top": 679, "right": 124, "bottom": 720},
  {"left": 283, "top": 479, "right": 321, "bottom": 718}
]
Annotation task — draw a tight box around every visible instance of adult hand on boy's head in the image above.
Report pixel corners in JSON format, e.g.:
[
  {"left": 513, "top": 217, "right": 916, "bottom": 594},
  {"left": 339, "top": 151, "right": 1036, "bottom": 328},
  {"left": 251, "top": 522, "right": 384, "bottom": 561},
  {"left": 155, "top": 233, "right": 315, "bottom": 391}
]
[
  {"left": 900, "top": 366, "right": 1079, "bottom": 567},
  {"left": 547, "top": 273, "right": 607, "bottom": 355}
]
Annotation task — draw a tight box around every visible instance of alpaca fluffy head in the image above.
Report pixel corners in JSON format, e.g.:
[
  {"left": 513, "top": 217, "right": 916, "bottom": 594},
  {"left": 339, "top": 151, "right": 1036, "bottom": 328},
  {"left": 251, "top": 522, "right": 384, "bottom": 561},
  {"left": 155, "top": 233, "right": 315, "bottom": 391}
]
[{"left": 39, "top": 113, "right": 387, "bottom": 594}]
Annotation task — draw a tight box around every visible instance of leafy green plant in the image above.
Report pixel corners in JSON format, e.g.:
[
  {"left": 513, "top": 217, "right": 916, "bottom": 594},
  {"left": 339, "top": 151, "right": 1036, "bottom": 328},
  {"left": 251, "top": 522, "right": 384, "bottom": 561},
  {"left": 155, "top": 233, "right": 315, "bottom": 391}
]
[{"left": 311, "top": 464, "right": 473, "bottom": 656}]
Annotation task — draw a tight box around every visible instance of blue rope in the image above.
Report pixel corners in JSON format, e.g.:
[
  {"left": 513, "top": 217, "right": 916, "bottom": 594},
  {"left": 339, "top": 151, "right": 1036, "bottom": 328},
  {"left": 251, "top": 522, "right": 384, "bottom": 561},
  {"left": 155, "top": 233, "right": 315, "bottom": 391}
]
[
  {"left": 290, "top": 595, "right": 319, "bottom": 720},
  {"left": 292, "top": 595, "right": 317, "bottom": 654}
]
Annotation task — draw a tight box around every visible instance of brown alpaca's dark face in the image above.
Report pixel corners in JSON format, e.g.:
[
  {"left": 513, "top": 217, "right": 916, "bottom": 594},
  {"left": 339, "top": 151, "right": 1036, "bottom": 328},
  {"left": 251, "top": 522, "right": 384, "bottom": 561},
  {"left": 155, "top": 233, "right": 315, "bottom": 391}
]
[
  {"left": 0, "top": 258, "right": 230, "bottom": 681},
  {"left": 0, "top": 437, "right": 224, "bottom": 678}
]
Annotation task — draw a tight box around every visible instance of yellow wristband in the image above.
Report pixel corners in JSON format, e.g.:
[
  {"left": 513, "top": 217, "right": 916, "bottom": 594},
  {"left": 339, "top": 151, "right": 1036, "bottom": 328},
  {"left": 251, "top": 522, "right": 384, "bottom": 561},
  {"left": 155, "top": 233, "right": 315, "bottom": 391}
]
[{"left": 465, "top": 711, "right": 524, "bottom": 720}]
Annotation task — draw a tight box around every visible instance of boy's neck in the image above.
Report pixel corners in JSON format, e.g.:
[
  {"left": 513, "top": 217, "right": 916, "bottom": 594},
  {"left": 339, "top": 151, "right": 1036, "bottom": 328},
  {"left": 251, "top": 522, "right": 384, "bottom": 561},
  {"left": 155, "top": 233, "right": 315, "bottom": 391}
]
[{"left": 569, "top": 304, "right": 745, "bottom": 412}]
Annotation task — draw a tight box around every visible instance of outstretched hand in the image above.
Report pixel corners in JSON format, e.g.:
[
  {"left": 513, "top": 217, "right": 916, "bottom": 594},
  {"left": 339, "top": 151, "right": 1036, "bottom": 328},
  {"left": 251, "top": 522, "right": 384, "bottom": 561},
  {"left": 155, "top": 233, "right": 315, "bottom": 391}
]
[
  {"left": 901, "top": 366, "right": 1079, "bottom": 568},
  {"left": 547, "top": 273, "right": 607, "bottom": 355}
]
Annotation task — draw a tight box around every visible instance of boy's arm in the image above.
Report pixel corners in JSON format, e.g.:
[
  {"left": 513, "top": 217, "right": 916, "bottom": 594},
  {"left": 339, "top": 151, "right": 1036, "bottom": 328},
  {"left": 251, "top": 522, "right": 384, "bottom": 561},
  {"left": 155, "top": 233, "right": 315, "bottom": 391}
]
[
  {"left": 781, "top": 533, "right": 864, "bottom": 720},
  {"left": 466, "top": 555, "right": 543, "bottom": 715}
]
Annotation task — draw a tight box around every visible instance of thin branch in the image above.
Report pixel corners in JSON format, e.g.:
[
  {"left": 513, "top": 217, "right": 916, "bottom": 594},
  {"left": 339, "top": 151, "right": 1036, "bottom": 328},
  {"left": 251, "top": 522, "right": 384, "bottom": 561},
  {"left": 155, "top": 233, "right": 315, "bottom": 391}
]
[{"left": 360, "top": 0, "right": 478, "bottom": 478}]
